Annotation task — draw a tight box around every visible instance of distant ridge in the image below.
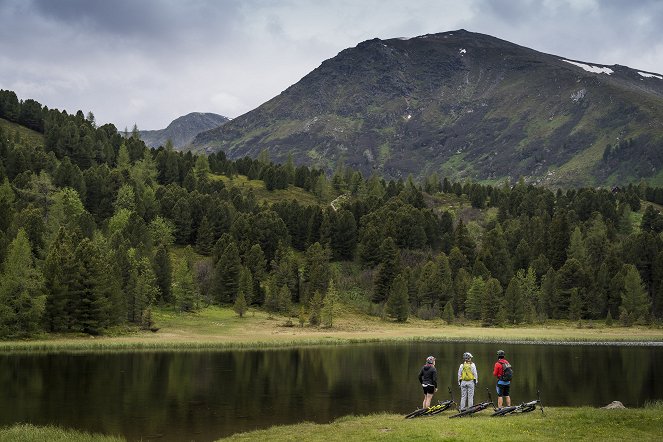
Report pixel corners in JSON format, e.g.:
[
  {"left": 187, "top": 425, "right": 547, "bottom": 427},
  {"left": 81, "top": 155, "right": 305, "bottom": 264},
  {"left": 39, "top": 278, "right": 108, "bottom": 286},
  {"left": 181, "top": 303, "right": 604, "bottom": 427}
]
[
  {"left": 191, "top": 29, "right": 663, "bottom": 187},
  {"left": 140, "top": 112, "right": 229, "bottom": 149}
]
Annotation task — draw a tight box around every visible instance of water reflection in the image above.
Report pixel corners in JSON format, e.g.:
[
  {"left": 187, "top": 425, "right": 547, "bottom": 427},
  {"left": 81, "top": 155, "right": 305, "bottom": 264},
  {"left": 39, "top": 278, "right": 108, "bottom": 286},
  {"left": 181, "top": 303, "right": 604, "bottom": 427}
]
[{"left": 0, "top": 342, "right": 661, "bottom": 441}]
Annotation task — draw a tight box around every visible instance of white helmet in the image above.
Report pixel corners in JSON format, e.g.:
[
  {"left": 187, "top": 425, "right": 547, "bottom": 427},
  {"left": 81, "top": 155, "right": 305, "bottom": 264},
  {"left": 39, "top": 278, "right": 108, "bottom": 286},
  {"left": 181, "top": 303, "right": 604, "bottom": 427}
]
[{"left": 463, "top": 352, "right": 473, "bottom": 360}]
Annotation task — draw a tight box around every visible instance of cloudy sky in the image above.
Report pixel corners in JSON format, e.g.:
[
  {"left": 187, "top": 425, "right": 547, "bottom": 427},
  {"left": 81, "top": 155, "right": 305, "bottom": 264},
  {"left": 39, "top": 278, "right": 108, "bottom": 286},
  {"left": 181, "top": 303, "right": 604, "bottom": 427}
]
[{"left": 1, "top": 0, "right": 662, "bottom": 130}]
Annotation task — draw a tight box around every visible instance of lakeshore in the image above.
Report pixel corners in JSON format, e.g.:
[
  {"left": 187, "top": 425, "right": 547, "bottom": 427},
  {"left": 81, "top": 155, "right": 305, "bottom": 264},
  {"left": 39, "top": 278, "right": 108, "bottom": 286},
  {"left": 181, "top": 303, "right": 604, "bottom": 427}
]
[{"left": 0, "top": 306, "right": 662, "bottom": 352}]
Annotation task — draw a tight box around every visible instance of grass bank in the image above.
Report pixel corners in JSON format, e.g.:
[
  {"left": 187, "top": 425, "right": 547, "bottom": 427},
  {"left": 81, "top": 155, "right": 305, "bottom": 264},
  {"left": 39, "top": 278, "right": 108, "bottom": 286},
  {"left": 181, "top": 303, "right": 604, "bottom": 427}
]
[
  {"left": 0, "top": 306, "right": 662, "bottom": 352},
  {"left": 221, "top": 406, "right": 663, "bottom": 442},
  {"left": 3, "top": 406, "right": 662, "bottom": 441},
  {"left": 0, "top": 423, "right": 123, "bottom": 442}
]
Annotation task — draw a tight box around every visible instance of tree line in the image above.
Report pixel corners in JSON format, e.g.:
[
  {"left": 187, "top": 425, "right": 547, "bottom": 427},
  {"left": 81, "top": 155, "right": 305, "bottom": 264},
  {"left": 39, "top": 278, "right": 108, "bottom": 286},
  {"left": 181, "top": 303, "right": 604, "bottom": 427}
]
[{"left": 1, "top": 89, "right": 663, "bottom": 338}]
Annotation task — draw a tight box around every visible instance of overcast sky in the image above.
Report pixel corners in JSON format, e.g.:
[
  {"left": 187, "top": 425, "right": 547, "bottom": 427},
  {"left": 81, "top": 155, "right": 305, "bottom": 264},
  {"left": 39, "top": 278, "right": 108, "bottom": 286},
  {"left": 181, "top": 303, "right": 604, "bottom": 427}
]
[{"left": 1, "top": 0, "right": 662, "bottom": 130}]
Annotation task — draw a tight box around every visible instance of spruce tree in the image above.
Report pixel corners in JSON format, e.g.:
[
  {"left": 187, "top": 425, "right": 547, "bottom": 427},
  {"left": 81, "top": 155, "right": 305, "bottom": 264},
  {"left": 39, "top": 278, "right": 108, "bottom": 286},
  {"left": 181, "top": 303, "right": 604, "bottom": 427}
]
[
  {"left": 502, "top": 276, "right": 524, "bottom": 324},
  {"left": 442, "top": 301, "right": 454, "bottom": 324},
  {"left": 386, "top": 274, "right": 409, "bottom": 322},
  {"left": 465, "top": 277, "right": 485, "bottom": 320},
  {"left": 373, "top": 237, "right": 400, "bottom": 303},
  {"left": 620, "top": 264, "right": 650, "bottom": 325},
  {"left": 0, "top": 229, "right": 45, "bottom": 337},
  {"left": 453, "top": 268, "right": 471, "bottom": 316},
  {"left": 233, "top": 288, "right": 248, "bottom": 318},
  {"left": 153, "top": 245, "right": 172, "bottom": 304},
  {"left": 321, "top": 280, "right": 341, "bottom": 327},
  {"left": 569, "top": 288, "right": 582, "bottom": 321},
  {"left": 212, "top": 241, "right": 241, "bottom": 304},
  {"left": 308, "top": 291, "right": 323, "bottom": 325},
  {"left": 481, "top": 277, "right": 502, "bottom": 326},
  {"left": 172, "top": 255, "right": 199, "bottom": 312}
]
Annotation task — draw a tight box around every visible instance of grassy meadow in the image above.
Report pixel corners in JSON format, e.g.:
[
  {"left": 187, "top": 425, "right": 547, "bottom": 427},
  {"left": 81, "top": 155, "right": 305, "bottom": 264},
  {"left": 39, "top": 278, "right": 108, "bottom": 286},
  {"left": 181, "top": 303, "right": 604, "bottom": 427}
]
[
  {"left": 0, "top": 305, "right": 661, "bottom": 353},
  {"left": 3, "top": 405, "right": 662, "bottom": 442}
]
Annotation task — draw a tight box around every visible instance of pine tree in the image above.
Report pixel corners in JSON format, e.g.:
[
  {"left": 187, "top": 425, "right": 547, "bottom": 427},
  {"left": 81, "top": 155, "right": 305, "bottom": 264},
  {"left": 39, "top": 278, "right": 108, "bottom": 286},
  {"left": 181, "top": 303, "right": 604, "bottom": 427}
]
[
  {"left": 386, "top": 274, "right": 409, "bottom": 322},
  {"left": 502, "top": 276, "right": 524, "bottom": 324},
  {"left": 172, "top": 255, "right": 199, "bottom": 312},
  {"left": 331, "top": 209, "right": 357, "bottom": 261},
  {"left": 302, "top": 242, "right": 330, "bottom": 304},
  {"left": 43, "top": 227, "right": 77, "bottom": 331},
  {"left": 452, "top": 268, "right": 471, "bottom": 316},
  {"left": 195, "top": 215, "right": 216, "bottom": 255},
  {"left": 212, "top": 241, "right": 241, "bottom": 303},
  {"left": 481, "top": 277, "right": 502, "bottom": 326},
  {"left": 308, "top": 291, "right": 323, "bottom": 325},
  {"left": 277, "top": 284, "right": 292, "bottom": 314},
  {"left": 620, "top": 264, "right": 650, "bottom": 325},
  {"left": 153, "top": 245, "right": 172, "bottom": 304},
  {"left": 238, "top": 266, "right": 254, "bottom": 306},
  {"left": 442, "top": 301, "right": 454, "bottom": 324},
  {"left": 321, "top": 280, "right": 341, "bottom": 327},
  {"left": 233, "top": 289, "right": 248, "bottom": 318},
  {"left": 358, "top": 224, "right": 382, "bottom": 268},
  {"left": 373, "top": 237, "right": 400, "bottom": 303},
  {"left": 465, "top": 277, "right": 485, "bottom": 320},
  {"left": 0, "top": 229, "right": 45, "bottom": 337},
  {"left": 244, "top": 244, "right": 266, "bottom": 305},
  {"left": 569, "top": 288, "right": 582, "bottom": 321}
]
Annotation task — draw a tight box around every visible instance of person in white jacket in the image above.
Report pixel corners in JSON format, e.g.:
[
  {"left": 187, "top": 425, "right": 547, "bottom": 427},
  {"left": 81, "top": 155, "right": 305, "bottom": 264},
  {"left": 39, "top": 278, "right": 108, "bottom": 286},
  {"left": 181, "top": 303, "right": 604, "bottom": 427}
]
[{"left": 457, "top": 352, "right": 478, "bottom": 411}]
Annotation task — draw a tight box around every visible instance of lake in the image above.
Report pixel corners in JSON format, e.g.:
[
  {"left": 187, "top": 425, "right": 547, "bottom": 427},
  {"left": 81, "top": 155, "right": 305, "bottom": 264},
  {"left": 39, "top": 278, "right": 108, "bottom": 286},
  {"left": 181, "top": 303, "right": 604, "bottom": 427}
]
[{"left": 0, "top": 342, "right": 661, "bottom": 441}]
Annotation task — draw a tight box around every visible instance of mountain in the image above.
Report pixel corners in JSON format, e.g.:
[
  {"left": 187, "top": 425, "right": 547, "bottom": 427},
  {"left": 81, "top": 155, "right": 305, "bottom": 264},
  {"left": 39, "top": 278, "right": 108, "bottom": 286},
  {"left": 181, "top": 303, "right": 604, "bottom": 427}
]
[
  {"left": 191, "top": 29, "right": 663, "bottom": 187},
  {"left": 140, "top": 112, "right": 229, "bottom": 149}
]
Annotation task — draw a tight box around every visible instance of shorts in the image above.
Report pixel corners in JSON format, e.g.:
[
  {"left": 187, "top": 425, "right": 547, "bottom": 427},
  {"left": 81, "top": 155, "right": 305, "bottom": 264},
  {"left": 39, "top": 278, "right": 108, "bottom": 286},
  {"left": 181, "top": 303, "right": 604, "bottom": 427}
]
[
  {"left": 496, "top": 383, "right": 510, "bottom": 397},
  {"left": 422, "top": 385, "right": 435, "bottom": 395}
]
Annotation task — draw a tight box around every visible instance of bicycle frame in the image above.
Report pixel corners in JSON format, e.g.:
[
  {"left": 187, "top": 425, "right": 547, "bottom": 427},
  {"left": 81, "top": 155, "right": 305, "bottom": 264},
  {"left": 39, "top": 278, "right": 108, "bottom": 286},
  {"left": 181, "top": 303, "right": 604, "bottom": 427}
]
[
  {"left": 405, "top": 387, "right": 456, "bottom": 419},
  {"left": 491, "top": 390, "right": 544, "bottom": 416},
  {"left": 449, "top": 388, "right": 495, "bottom": 418}
]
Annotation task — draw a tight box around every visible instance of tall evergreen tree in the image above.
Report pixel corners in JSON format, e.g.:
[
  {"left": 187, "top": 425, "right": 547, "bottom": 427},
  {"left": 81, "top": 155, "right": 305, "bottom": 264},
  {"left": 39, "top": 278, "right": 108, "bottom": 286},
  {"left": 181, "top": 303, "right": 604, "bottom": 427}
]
[
  {"left": 620, "top": 264, "right": 650, "bottom": 325},
  {"left": 465, "top": 277, "right": 485, "bottom": 320},
  {"left": 170, "top": 257, "right": 200, "bottom": 312},
  {"left": 212, "top": 241, "right": 241, "bottom": 304},
  {"left": 153, "top": 245, "right": 172, "bottom": 304},
  {"left": 321, "top": 280, "right": 341, "bottom": 327},
  {"left": 502, "top": 276, "right": 524, "bottom": 324},
  {"left": 481, "top": 277, "right": 503, "bottom": 326},
  {"left": 386, "top": 274, "right": 409, "bottom": 322},
  {"left": 373, "top": 237, "right": 400, "bottom": 303},
  {"left": 0, "top": 229, "right": 45, "bottom": 337}
]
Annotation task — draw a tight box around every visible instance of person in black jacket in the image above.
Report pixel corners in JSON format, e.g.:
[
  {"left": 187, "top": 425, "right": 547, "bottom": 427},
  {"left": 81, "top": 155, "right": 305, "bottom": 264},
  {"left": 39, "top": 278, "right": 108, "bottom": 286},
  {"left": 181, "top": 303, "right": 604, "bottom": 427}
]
[{"left": 418, "top": 355, "right": 438, "bottom": 409}]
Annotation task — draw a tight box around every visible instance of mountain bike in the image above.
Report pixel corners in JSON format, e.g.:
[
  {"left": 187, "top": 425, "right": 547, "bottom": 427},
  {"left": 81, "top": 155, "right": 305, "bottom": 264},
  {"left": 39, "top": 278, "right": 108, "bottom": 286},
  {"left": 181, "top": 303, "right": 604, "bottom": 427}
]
[
  {"left": 448, "top": 388, "right": 495, "bottom": 418},
  {"left": 491, "top": 390, "right": 544, "bottom": 416},
  {"left": 404, "top": 387, "right": 456, "bottom": 418}
]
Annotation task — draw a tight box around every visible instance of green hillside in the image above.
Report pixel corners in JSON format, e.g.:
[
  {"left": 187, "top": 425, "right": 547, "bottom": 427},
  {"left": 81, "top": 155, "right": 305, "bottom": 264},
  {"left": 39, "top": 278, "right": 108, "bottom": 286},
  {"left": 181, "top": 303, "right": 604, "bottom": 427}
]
[{"left": 192, "top": 30, "right": 663, "bottom": 187}]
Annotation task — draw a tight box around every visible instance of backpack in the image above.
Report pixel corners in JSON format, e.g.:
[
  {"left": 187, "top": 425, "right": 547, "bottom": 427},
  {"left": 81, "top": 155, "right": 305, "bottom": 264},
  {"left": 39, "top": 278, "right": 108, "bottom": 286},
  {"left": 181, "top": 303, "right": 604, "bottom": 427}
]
[
  {"left": 461, "top": 362, "right": 475, "bottom": 381},
  {"left": 500, "top": 361, "right": 513, "bottom": 382}
]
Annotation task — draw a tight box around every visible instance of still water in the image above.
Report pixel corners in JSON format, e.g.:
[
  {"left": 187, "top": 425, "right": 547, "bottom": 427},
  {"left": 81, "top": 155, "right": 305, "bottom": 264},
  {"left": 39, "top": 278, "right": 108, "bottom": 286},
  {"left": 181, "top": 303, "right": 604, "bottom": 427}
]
[{"left": 0, "top": 342, "right": 661, "bottom": 441}]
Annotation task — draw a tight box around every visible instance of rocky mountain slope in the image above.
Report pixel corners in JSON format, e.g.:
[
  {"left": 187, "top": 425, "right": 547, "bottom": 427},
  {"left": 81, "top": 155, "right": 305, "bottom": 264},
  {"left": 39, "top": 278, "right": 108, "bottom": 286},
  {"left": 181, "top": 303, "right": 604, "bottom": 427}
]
[
  {"left": 140, "top": 112, "right": 228, "bottom": 149},
  {"left": 192, "top": 30, "right": 663, "bottom": 186}
]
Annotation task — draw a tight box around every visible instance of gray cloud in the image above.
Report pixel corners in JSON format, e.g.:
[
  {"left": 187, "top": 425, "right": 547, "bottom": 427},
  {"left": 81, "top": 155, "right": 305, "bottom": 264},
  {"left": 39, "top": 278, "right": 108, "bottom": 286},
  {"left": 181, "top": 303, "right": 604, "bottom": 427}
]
[{"left": 1, "top": 0, "right": 661, "bottom": 130}]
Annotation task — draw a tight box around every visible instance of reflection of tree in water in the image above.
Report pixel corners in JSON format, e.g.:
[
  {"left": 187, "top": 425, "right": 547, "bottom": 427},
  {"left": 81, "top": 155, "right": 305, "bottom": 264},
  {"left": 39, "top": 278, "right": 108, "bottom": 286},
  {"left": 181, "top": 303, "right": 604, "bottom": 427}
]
[{"left": 0, "top": 344, "right": 659, "bottom": 441}]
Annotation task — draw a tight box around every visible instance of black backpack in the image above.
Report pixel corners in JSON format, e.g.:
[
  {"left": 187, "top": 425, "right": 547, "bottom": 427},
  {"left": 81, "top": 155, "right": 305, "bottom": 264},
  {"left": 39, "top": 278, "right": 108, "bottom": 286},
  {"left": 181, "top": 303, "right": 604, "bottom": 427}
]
[{"left": 500, "top": 361, "right": 513, "bottom": 382}]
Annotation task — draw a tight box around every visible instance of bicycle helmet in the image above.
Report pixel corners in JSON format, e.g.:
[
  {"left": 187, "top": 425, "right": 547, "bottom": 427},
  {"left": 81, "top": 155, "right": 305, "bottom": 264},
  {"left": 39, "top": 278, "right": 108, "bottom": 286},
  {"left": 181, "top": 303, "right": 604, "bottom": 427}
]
[
  {"left": 463, "top": 352, "right": 473, "bottom": 360},
  {"left": 426, "top": 356, "right": 435, "bottom": 364},
  {"left": 497, "top": 350, "right": 505, "bottom": 358}
]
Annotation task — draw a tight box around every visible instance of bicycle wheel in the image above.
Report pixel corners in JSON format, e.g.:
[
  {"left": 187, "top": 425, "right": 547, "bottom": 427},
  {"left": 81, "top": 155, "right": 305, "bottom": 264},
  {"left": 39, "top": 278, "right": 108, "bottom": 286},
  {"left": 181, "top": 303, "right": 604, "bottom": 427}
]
[{"left": 404, "top": 408, "right": 428, "bottom": 419}]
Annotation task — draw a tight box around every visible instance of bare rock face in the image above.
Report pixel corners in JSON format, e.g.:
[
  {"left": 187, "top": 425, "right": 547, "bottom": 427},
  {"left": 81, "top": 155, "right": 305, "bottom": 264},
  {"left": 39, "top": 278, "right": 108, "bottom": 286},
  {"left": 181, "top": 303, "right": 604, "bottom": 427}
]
[{"left": 602, "top": 401, "right": 626, "bottom": 409}]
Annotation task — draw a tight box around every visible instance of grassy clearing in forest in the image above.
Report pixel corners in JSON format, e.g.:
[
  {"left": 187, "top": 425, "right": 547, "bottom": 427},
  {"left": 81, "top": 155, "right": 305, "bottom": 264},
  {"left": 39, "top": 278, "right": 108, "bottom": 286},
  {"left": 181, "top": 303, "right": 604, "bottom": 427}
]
[{"left": 0, "top": 306, "right": 661, "bottom": 353}]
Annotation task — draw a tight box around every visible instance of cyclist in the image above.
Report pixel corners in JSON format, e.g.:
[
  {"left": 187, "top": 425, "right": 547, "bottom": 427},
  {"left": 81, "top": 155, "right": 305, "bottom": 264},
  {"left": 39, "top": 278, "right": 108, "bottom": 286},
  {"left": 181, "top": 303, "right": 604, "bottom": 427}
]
[
  {"left": 418, "top": 355, "right": 438, "bottom": 409},
  {"left": 493, "top": 349, "right": 512, "bottom": 409},
  {"left": 457, "top": 352, "right": 478, "bottom": 410}
]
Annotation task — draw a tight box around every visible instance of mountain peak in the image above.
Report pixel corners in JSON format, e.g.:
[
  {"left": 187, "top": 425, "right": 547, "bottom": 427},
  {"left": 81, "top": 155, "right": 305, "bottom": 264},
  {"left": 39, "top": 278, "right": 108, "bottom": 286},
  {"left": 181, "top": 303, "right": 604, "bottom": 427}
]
[
  {"left": 192, "top": 31, "right": 663, "bottom": 186},
  {"left": 141, "top": 112, "right": 229, "bottom": 149}
]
